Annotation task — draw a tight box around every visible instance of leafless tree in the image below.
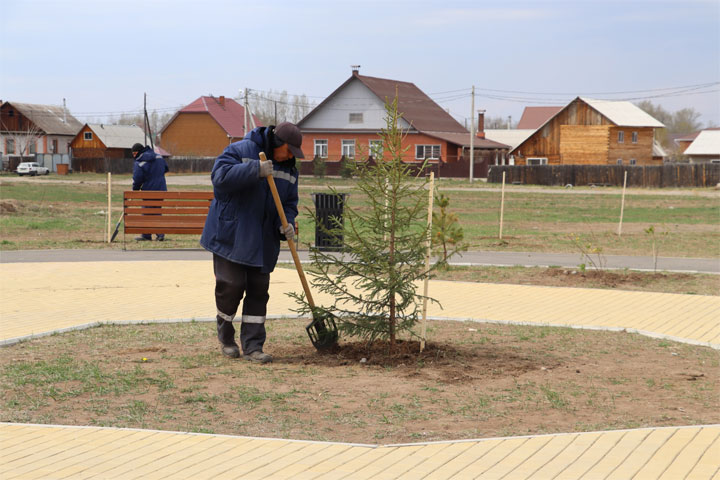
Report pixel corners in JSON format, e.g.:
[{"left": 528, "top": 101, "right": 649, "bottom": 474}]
[{"left": 8, "top": 124, "right": 43, "bottom": 156}]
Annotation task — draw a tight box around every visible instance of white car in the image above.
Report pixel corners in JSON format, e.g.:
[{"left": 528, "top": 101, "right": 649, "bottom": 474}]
[{"left": 16, "top": 162, "right": 50, "bottom": 176}]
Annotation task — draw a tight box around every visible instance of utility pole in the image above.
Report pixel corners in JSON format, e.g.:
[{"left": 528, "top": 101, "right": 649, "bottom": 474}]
[
  {"left": 62, "top": 98, "right": 67, "bottom": 124},
  {"left": 508, "top": 115, "right": 511, "bottom": 130},
  {"left": 274, "top": 100, "right": 277, "bottom": 125},
  {"left": 243, "top": 88, "right": 249, "bottom": 136},
  {"left": 143, "top": 93, "right": 147, "bottom": 147},
  {"left": 469, "top": 85, "right": 475, "bottom": 183}
]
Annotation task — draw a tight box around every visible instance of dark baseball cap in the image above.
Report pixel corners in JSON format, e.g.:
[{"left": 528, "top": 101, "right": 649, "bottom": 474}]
[{"left": 274, "top": 122, "right": 304, "bottom": 158}]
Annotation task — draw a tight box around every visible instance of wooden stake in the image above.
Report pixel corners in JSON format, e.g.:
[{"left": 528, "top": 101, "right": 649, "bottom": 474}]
[
  {"left": 499, "top": 171, "right": 506, "bottom": 240},
  {"left": 106, "top": 172, "right": 112, "bottom": 243},
  {"left": 618, "top": 170, "right": 627, "bottom": 236},
  {"left": 420, "top": 172, "right": 435, "bottom": 352}
]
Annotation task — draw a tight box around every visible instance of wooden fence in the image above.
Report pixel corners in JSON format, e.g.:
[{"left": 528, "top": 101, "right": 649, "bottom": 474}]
[
  {"left": 488, "top": 164, "right": 720, "bottom": 188},
  {"left": 71, "top": 156, "right": 216, "bottom": 174}
]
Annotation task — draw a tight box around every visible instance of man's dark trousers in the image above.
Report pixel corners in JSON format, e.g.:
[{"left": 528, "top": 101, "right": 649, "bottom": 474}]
[{"left": 213, "top": 254, "right": 270, "bottom": 354}]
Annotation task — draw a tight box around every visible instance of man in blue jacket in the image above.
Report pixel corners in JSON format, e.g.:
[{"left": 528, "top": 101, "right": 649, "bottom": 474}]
[
  {"left": 131, "top": 143, "right": 169, "bottom": 241},
  {"left": 200, "top": 122, "right": 302, "bottom": 363}
]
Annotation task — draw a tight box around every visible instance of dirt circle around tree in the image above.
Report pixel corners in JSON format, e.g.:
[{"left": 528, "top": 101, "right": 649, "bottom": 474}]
[{"left": 1, "top": 318, "right": 717, "bottom": 445}]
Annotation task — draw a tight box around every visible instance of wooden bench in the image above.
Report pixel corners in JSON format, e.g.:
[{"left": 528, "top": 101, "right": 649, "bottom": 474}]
[{"left": 123, "top": 190, "right": 213, "bottom": 238}]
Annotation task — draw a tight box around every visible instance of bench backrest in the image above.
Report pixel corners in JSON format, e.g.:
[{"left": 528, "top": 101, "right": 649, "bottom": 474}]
[{"left": 123, "top": 191, "right": 214, "bottom": 235}]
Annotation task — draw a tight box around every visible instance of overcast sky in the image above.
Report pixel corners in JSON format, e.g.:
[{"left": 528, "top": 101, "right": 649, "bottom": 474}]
[{"left": 2, "top": 0, "right": 718, "bottom": 127}]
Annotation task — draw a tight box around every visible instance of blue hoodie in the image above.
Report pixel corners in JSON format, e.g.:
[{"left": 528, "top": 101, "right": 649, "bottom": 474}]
[
  {"left": 132, "top": 146, "right": 168, "bottom": 191},
  {"left": 200, "top": 127, "right": 299, "bottom": 273}
]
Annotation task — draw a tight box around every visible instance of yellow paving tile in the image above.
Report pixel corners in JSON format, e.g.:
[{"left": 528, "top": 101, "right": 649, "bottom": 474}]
[
  {"left": 2, "top": 255, "right": 720, "bottom": 479},
  {"left": 494, "top": 433, "right": 577, "bottom": 479},
  {"left": 658, "top": 427, "right": 720, "bottom": 480},
  {"left": 685, "top": 435, "right": 720, "bottom": 479},
  {"left": 422, "top": 440, "right": 506, "bottom": 480},
  {"left": 526, "top": 432, "right": 605, "bottom": 479},
  {"left": 2, "top": 424, "right": 720, "bottom": 479}
]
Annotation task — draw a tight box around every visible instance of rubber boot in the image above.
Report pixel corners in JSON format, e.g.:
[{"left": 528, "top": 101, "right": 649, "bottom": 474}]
[{"left": 217, "top": 318, "right": 240, "bottom": 358}]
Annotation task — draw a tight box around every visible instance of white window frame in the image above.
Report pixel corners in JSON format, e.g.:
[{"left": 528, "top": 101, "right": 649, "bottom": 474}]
[
  {"left": 415, "top": 144, "right": 441, "bottom": 160},
  {"left": 341, "top": 139, "right": 355, "bottom": 158},
  {"left": 618, "top": 131, "right": 624, "bottom": 143},
  {"left": 84, "top": 132, "right": 93, "bottom": 141},
  {"left": 314, "top": 139, "right": 328, "bottom": 158},
  {"left": 630, "top": 158, "right": 637, "bottom": 165},
  {"left": 348, "top": 113, "right": 363, "bottom": 124},
  {"left": 631, "top": 131, "right": 638, "bottom": 144},
  {"left": 527, "top": 157, "right": 548, "bottom": 165},
  {"left": 369, "top": 139, "right": 383, "bottom": 157},
  {"left": 6, "top": 138, "right": 15, "bottom": 154}
]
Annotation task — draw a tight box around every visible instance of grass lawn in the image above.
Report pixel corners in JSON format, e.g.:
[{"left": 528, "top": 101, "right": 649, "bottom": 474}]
[{"left": 2, "top": 174, "right": 718, "bottom": 257}]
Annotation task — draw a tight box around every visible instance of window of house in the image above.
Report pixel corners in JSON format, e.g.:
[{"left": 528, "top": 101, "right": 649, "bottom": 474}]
[
  {"left": 7, "top": 139, "right": 14, "bottom": 154},
  {"left": 349, "top": 113, "right": 363, "bottom": 124},
  {"left": 618, "top": 131, "right": 625, "bottom": 143},
  {"left": 29, "top": 141, "right": 36, "bottom": 154},
  {"left": 314, "top": 139, "right": 328, "bottom": 158},
  {"left": 631, "top": 131, "right": 638, "bottom": 143},
  {"left": 617, "top": 159, "right": 623, "bottom": 165},
  {"left": 342, "top": 139, "right": 355, "bottom": 158},
  {"left": 369, "top": 140, "right": 383, "bottom": 157},
  {"left": 51, "top": 139, "right": 57, "bottom": 153},
  {"left": 84, "top": 132, "right": 93, "bottom": 141},
  {"left": 415, "top": 144, "right": 441, "bottom": 160},
  {"left": 630, "top": 158, "right": 637, "bottom": 165},
  {"left": 527, "top": 157, "right": 548, "bottom": 165},
  {"left": 8, "top": 110, "right": 14, "bottom": 117}
]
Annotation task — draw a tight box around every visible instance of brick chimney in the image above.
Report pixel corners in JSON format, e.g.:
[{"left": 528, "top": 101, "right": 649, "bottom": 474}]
[
  {"left": 351, "top": 65, "right": 361, "bottom": 76},
  {"left": 218, "top": 96, "right": 225, "bottom": 107},
  {"left": 476, "top": 110, "right": 486, "bottom": 139}
]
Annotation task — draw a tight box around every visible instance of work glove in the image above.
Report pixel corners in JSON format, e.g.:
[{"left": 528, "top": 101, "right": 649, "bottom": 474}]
[
  {"left": 280, "top": 223, "right": 295, "bottom": 243},
  {"left": 258, "top": 159, "right": 273, "bottom": 178}
]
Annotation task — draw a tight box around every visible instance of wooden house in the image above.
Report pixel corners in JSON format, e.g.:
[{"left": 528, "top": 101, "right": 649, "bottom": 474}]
[
  {"left": 510, "top": 97, "right": 665, "bottom": 166},
  {"left": 158, "top": 96, "right": 262, "bottom": 157},
  {"left": 1, "top": 101, "right": 82, "bottom": 169},
  {"left": 70, "top": 124, "right": 151, "bottom": 159},
  {"left": 683, "top": 130, "right": 720, "bottom": 163},
  {"left": 297, "top": 67, "right": 508, "bottom": 176}
]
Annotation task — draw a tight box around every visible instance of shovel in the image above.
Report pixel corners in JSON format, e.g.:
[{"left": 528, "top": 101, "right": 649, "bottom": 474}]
[{"left": 261, "top": 152, "right": 339, "bottom": 350}]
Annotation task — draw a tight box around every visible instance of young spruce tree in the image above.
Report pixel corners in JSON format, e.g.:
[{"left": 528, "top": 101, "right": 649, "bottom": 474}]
[{"left": 291, "top": 95, "right": 435, "bottom": 348}]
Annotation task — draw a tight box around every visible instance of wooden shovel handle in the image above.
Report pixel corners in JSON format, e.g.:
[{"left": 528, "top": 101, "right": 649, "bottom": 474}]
[{"left": 260, "top": 152, "right": 315, "bottom": 308}]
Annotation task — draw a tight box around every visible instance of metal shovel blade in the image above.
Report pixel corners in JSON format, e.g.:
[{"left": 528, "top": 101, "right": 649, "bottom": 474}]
[{"left": 306, "top": 311, "right": 338, "bottom": 351}]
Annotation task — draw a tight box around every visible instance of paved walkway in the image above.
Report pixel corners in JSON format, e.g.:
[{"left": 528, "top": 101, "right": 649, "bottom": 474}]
[
  {"left": 1, "top": 260, "right": 719, "bottom": 478},
  {"left": 2, "top": 248, "right": 719, "bottom": 274}
]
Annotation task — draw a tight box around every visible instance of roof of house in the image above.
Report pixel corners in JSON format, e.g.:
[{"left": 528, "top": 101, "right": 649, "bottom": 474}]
[
  {"left": 425, "top": 131, "right": 510, "bottom": 149},
  {"left": 161, "top": 96, "right": 262, "bottom": 138},
  {"left": 653, "top": 140, "right": 667, "bottom": 158},
  {"left": 579, "top": 97, "right": 665, "bottom": 128},
  {"left": 484, "top": 129, "right": 535, "bottom": 151},
  {"left": 516, "top": 107, "right": 563, "bottom": 129},
  {"left": 4, "top": 101, "right": 83, "bottom": 135},
  {"left": 683, "top": 130, "right": 720, "bottom": 155},
  {"left": 85, "top": 124, "right": 147, "bottom": 149},
  {"left": 672, "top": 127, "right": 720, "bottom": 144},
  {"left": 300, "top": 72, "right": 468, "bottom": 135}
]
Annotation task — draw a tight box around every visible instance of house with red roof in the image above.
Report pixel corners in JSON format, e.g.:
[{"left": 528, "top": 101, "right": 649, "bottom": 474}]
[
  {"left": 158, "top": 96, "right": 262, "bottom": 157},
  {"left": 297, "top": 67, "right": 508, "bottom": 177}
]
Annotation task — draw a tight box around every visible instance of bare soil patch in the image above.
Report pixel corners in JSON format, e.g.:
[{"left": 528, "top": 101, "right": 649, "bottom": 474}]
[{"left": 2, "top": 319, "right": 717, "bottom": 444}]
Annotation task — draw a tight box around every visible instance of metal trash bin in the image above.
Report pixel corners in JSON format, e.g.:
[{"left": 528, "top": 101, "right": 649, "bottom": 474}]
[{"left": 311, "top": 193, "right": 347, "bottom": 251}]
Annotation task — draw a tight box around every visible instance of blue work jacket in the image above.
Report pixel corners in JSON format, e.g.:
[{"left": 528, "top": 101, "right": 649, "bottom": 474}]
[
  {"left": 132, "top": 146, "right": 168, "bottom": 191},
  {"left": 200, "top": 127, "right": 299, "bottom": 273}
]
